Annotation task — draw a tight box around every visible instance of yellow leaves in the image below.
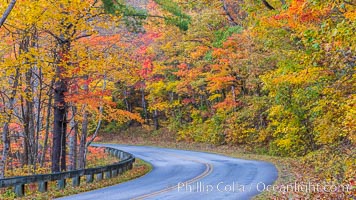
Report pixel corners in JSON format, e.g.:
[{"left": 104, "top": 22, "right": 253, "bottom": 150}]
[
  {"left": 148, "top": 101, "right": 170, "bottom": 112},
  {"left": 276, "top": 138, "right": 292, "bottom": 149},
  {"left": 147, "top": 80, "right": 166, "bottom": 96},
  {"left": 265, "top": 67, "right": 325, "bottom": 89},
  {"left": 208, "top": 93, "right": 222, "bottom": 101},
  {"left": 342, "top": 94, "right": 356, "bottom": 144}
]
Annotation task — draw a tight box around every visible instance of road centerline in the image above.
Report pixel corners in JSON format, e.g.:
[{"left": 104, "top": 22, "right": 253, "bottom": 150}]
[{"left": 131, "top": 152, "right": 214, "bottom": 200}]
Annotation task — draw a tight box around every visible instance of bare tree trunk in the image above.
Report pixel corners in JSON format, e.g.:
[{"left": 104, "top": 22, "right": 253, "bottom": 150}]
[
  {"left": 0, "top": 68, "right": 20, "bottom": 178},
  {"left": 141, "top": 88, "right": 148, "bottom": 124},
  {"left": 69, "top": 105, "right": 78, "bottom": 170},
  {"left": 40, "top": 80, "right": 54, "bottom": 167},
  {"left": 153, "top": 109, "right": 159, "bottom": 130},
  {"left": 0, "top": 0, "right": 16, "bottom": 28},
  {"left": 78, "top": 106, "right": 88, "bottom": 169},
  {"left": 78, "top": 76, "right": 89, "bottom": 169},
  {"left": 34, "top": 67, "right": 43, "bottom": 170},
  {"left": 22, "top": 68, "right": 36, "bottom": 167}
]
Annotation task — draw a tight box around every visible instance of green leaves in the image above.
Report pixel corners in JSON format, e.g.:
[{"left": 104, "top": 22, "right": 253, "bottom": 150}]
[
  {"left": 152, "top": 0, "right": 191, "bottom": 31},
  {"left": 213, "top": 26, "right": 243, "bottom": 47}
]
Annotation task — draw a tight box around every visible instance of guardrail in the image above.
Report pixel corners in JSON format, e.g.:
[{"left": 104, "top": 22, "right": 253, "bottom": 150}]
[{"left": 0, "top": 147, "right": 135, "bottom": 197}]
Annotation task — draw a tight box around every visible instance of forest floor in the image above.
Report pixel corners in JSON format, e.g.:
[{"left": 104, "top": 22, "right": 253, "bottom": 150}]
[{"left": 97, "top": 126, "right": 355, "bottom": 199}]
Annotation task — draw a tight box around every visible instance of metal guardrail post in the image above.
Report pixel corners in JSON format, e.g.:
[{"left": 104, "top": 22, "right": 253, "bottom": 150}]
[
  {"left": 72, "top": 176, "right": 80, "bottom": 187},
  {"left": 112, "top": 169, "right": 118, "bottom": 177},
  {"left": 105, "top": 171, "right": 112, "bottom": 179},
  {"left": 38, "top": 181, "right": 48, "bottom": 192},
  {"left": 96, "top": 172, "right": 103, "bottom": 181},
  {"left": 86, "top": 174, "right": 94, "bottom": 183},
  {"left": 57, "top": 179, "right": 66, "bottom": 190},
  {"left": 14, "top": 184, "right": 25, "bottom": 197}
]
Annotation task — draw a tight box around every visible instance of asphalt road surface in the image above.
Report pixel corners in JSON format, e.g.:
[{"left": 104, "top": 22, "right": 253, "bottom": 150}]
[{"left": 58, "top": 144, "right": 278, "bottom": 200}]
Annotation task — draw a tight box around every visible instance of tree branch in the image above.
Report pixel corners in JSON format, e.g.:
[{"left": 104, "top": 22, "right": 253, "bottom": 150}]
[
  {"left": 262, "top": 0, "right": 275, "bottom": 10},
  {"left": 221, "top": 0, "right": 239, "bottom": 25},
  {"left": 0, "top": 0, "right": 17, "bottom": 28}
]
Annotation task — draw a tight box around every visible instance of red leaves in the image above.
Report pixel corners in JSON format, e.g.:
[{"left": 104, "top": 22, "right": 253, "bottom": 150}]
[
  {"left": 182, "top": 98, "right": 195, "bottom": 105},
  {"left": 213, "top": 98, "right": 240, "bottom": 111},
  {"left": 273, "top": 14, "right": 289, "bottom": 20},
  {"left": 139, "top": 58, "right": 153, "bottom": 78}
]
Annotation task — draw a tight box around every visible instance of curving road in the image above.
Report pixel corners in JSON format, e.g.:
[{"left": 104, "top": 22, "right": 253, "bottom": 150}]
[{"left": 58, "top": 144, "right": 278, "bottom": 200}]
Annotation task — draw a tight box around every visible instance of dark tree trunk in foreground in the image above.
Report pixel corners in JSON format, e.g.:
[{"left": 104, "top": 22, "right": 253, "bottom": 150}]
[
  {"left": 52, "top": 40, "right": 69, "bottom": 172},
  {"left": 52, "top": 79, "right": 67, "bottom": 172}
]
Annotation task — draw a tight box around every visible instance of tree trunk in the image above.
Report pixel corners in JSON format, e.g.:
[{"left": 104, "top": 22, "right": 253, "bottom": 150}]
[
  {"left": 141, "top": 88, "right": 148, "bottom": 124},
  {"left": 153, "top": 109, "right": 159, "bottom": 130},
  {"left": 78, "top": 77, "right": 89, "bottom": 169},
  {"left": 40, "top": 80, "right": 54, "bottom": 167},
  {"left": 0, "top": 68, "right": 20, "bottom": 178},
  {"left": 69, "top": 106, "right": 78, "bottom": 170},
  {"left": 51, "top": 37, "right": 69, "bottom": 172},
  {"left": 78, "top": 106, "right": 88, "bottom": 169},
  {"left": 52, "top": 78, "right": 67, "bottom": 172},
  {"left": 34, "top": 67, "right": 43, "bottom": 169}
]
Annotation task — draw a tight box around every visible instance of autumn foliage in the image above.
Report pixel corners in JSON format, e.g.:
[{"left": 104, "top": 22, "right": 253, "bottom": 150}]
[{"left": 0, "top": 0, "right": 355, "bottom": 199}]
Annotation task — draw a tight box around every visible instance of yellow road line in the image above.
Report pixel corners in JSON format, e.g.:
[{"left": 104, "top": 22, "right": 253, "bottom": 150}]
[{"left": 131, "top": 153, "right": 213, "bottom": 200}]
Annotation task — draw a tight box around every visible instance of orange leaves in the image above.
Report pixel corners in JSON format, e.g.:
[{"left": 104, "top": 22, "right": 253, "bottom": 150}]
[
  {"left": 266, "top": 0, "right": 332, "bottom": 30},
  {"left": 105, "top": 107, "right": 143, "bottom": 123},
  {"left": 190, "top": 46, "right": 209, "bottom": 59},
  {"left": 207, "top": 76, "right": 235, "bottom": 93},
  {"left": 212, "top": 97, "right": 240, "bottom": 112},
  {"left": 211, "top": 48, "right": 228, "bottom": 58},
  {"left": 344, "top": 9, "right": 356, "bottom": 20}
]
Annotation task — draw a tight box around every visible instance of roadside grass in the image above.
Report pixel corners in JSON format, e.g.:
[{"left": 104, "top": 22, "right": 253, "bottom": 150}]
[{"left": 97, "top": 126, "right": 355, "bottom": 199}]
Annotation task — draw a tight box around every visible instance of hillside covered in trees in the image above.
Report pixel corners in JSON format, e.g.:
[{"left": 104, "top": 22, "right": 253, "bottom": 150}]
[{"left": 0, "top": 0, "right": 355, "bottom": 198}]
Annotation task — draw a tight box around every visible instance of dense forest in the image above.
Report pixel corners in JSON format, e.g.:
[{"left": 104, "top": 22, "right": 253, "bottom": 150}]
[{"left": 0, "top": 0, "right": 355, "bottom": 197}]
